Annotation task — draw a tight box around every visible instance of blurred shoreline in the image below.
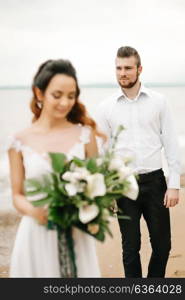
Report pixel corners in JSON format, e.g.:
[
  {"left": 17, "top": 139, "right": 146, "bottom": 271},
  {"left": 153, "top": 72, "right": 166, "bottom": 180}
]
[
  {"left": 1, "top": 82, "right": 185, "bottom": 90},
  {"left": 0, "top": 85, "right": 185, "bottom": 208}
]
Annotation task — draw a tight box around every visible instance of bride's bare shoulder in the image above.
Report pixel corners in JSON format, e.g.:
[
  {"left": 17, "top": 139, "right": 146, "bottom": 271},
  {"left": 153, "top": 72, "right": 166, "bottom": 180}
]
[{"left": 14, "top": 126, "right": 35, "bottom": 141}]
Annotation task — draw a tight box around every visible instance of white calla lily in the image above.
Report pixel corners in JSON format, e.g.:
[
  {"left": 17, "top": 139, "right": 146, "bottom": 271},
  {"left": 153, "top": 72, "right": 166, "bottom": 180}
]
[
  {"left": 65, "top": 183, "right": 78, "bottom": 196},
  {"left": 65, "top": 181, "right": 86, "bottom": 196},
  {"left": 63, "top": 168, "right": 90, "bottom": 182},
  {"left": 62, "top": 171, "right": 76, "bottom": 182},
  {"left": 109, "top": 156, "right": 125, "bottom": 171},
  {"left": 79, "top": 204, "right": 99, "bottom": 224},
  {"left": 85, "top": 173, "right": 106, "bottom": 199},
  {"left": 118, "top": 166, "right": 132, "bottom": 180},
  {"left": 109, "top": 155, "right": 125, "bottom": 171},
  {"left": 124, "top": 175, "right": 139, "bottom": 200},
  {"left": 73, "top": 167, "right": 90, "bottom": 180},
  {"left": 77, "top": 182, "right": 86, "bottom": 193}
]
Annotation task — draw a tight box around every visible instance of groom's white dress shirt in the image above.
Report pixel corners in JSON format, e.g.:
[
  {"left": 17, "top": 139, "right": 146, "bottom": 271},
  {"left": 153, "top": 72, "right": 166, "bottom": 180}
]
[{"left": 96, "top": 84, "right": 181, "bottom": 189}]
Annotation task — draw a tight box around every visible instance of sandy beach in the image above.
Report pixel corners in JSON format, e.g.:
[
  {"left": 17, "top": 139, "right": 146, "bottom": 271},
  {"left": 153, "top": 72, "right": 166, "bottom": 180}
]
[{"left": 0, "top": 185, "right": 184, "bottom": 278}]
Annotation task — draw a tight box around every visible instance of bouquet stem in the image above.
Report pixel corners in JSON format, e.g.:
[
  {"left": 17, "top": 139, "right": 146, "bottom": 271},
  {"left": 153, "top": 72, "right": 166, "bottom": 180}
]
[{"left": 57, "top": 227, "right": 77, "bottom": 278}]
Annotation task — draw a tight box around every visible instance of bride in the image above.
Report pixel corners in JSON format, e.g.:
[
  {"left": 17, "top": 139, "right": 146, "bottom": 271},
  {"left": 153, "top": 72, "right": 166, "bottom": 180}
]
[{"left": 7, "top": 59, "right": 105, "bottom": 277}]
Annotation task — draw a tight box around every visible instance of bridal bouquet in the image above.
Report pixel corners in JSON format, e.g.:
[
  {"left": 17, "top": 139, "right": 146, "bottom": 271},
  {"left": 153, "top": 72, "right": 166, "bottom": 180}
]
[{"left": 24, "top": 125, "right": 139, "bottom": 277}]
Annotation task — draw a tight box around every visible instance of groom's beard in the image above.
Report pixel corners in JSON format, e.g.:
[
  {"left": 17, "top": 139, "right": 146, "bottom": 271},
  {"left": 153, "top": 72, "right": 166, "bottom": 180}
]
[{"left": 119, "top": 71, "right": 139, "bottom": 89}]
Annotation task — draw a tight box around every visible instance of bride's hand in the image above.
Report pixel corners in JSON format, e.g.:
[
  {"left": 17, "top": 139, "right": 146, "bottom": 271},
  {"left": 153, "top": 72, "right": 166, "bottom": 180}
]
[{"left": 29, "top": 206, "right": 48, "bottom": 225}]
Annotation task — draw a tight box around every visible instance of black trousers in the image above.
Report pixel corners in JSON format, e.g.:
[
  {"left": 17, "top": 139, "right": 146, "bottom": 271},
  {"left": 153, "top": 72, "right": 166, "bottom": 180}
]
[{"left": 117, "top": 169, "right": 171, "bottom": 278}]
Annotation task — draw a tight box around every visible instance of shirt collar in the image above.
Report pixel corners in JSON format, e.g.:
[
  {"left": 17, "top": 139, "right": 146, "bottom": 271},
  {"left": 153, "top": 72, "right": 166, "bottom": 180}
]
[{"left": 116, "top": 83, "right": 151, "bottom": 102}]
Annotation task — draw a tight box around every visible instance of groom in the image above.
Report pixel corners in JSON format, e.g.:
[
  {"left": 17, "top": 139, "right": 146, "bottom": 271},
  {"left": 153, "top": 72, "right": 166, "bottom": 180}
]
[{"left": 96, "top": 46, "right": 180, "bottom": 277}]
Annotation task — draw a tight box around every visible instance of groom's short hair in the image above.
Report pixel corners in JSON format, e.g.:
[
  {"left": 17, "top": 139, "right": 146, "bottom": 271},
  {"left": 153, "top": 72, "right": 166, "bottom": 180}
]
[{"left": 117, "top": 46, "right": 141, "bottom": 67}]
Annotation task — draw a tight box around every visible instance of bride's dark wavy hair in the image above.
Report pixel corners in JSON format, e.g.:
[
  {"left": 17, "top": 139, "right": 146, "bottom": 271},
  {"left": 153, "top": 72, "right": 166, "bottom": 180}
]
[{"left": 30, "top": 59, "right": 106, "bottom": 140}]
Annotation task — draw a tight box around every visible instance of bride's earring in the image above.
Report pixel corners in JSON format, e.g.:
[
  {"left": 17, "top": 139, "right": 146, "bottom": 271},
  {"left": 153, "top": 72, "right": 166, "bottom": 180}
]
[{"left": 36, "top": 100, "right": 43, "bottom": 109}]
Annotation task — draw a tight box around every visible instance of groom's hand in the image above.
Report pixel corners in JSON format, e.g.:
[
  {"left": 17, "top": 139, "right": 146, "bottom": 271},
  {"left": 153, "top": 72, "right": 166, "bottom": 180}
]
[{"left": 163, "top": 189, "right": 179, "bottom": 208}]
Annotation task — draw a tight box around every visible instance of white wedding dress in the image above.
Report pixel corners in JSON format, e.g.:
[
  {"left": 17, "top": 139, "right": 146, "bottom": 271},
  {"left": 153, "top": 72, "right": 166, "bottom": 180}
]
[{"left": 7, "top": 125, "right": 101, "bottom": 278}]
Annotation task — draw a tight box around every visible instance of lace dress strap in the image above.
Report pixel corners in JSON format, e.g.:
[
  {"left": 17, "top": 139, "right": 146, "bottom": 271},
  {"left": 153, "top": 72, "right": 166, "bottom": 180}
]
[
  {"left": 5, "top": 135, "right": 23, "bottom": 152},
  {"left": 79, "top": 126, "right": 91, "bottom": 145}
]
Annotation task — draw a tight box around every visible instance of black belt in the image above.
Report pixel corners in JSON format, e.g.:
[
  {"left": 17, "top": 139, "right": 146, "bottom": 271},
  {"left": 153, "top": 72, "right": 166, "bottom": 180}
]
[{"left": 137, "top": 169, "right": 164, "bottom": 183}]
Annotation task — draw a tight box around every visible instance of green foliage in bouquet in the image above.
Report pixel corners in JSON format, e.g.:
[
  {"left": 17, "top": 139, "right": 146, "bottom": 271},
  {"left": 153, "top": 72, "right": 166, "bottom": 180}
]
[{"left": 24, "top": 125, "right": 138, "bottom": 242}]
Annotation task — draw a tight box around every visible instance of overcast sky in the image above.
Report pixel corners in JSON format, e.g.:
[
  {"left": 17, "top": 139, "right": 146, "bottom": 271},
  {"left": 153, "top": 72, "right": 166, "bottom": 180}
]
[{"left": 0, "top": 0, "right": 185, "bottom": 85}]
